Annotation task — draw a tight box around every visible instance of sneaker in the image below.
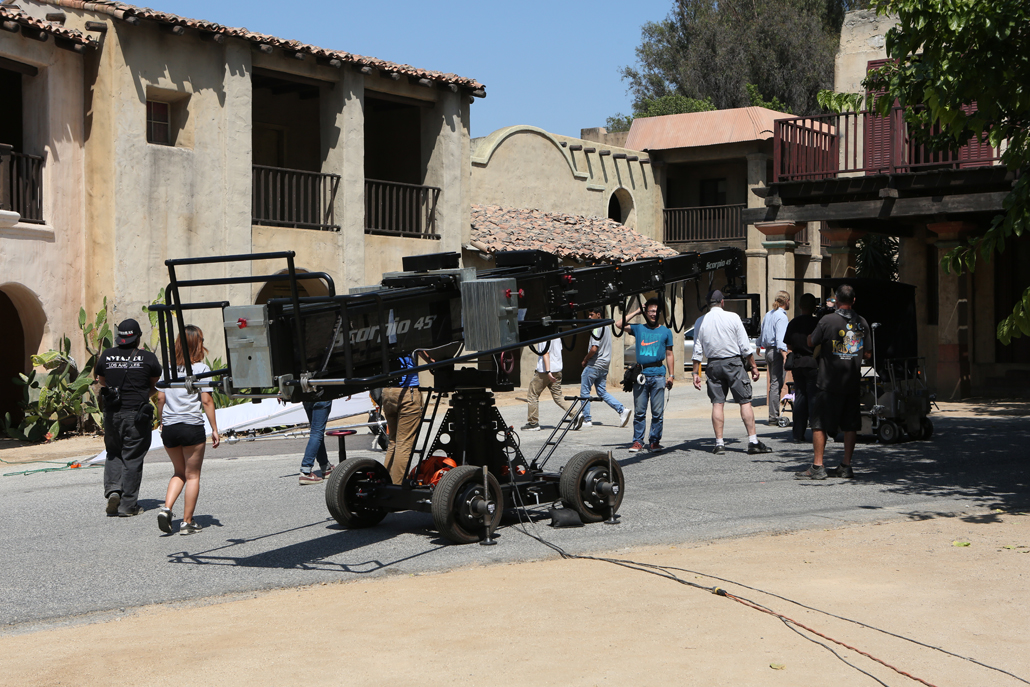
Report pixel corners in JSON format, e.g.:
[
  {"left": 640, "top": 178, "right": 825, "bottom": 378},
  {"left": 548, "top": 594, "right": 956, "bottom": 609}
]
[
  {"left": 649, "top": 441, "right": 663, "bottom": 451},
  {"left": 628, "top": 441, "right": 644, "bottom": 453},
  {"left": 106, "top": 492, "right": 121, "bottom": 516},
  {"left": 118, "top": 505, "right": 143, "bottom": 517},
  {"left": 581, "top": 421, "right": 598, "bottom": 427},
  {"left": 795, "top": 464, "right": 828, "bottom": 480},
  {"left": 157, "top": 507, "right": 174, "bottom": 534},
  {"left": 828, "top": 463, "right": 854, "bottom": 478},
  {"left": 521, "top": 423, "right": 541, "bottom": 432},
  {"left": 747, "top": 440, "right": 773, "bottom": 455},
  {"left": 179, "top": 521, "right": 203, "bottom": 535},
  {"left": 619, "top": 408, "right": 632, "bottom": 428},
  {"left": 321, "top": 464, "right": 334, "bottom": 479},
  {"left": 571, "top": 414, "right": 585, "bottom": 431},
  {"left": 712, "top": 444, "right": 726, "bottom": 455},
  {"left": 299, "top": 471, "right": 324, "bottom": 485}
]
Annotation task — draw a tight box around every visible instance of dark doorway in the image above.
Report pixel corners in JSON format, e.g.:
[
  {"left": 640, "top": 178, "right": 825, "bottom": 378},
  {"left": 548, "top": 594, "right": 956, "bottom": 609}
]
[
  {"left": 0, "top": 290, "right": 26, "bottom": 423},
  {"left": 995, "top": 233, "right": 1030, "bottom": 363},
  {"left": 0, "top": 67, "right": 23, "bottom": 152},
  {"left": 251, "top": 71, "right": 321, "bottom": 172},
  {"left": 364, "top": 95, "right": 422, "bottom": 185}
]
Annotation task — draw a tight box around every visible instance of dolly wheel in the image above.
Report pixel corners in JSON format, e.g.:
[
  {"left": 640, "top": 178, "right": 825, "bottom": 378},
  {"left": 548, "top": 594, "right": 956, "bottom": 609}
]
[
  {"left": 432, "top": 465, "right": 504, "bottom": 545},
  {"left": 920, "top": 417, "right": 934, "bottom": 440},
  {"left": 877, "top": 420, "right": 900, "bottom": 444},
  {"left": 560, "top": 451, "right": 625, "bottom": 524},
  {"left": 325, "top": 458, "right": 390, "bottom": 528}
]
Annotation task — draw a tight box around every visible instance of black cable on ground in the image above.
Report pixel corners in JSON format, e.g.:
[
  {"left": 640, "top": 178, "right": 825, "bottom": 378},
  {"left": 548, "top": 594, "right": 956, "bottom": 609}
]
[{"left": 500, "top": 482, "right": 1024, "bottom": 687}]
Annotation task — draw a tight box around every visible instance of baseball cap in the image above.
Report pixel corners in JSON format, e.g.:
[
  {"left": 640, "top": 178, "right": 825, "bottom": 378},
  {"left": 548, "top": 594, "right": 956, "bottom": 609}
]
[
  {"left": 115, "top": 319, "right": 142, "bottom": 347},
  {"left": 707, "top": 289, "right": 724, "bottom": 304}
]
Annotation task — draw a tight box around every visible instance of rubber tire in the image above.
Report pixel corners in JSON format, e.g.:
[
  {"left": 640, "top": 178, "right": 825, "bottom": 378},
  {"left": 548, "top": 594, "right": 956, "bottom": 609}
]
[
  {"left": 431, "top": 465, "right": 503, "bottom": 545},
  {"left": 325, "top": 457, "right": 390, "bottom": 529},
  {"left": 560, "top": 450, "right": 625, "bottom": 524},
  {"left": 877, "top": 420, "right": 899, "bottom": 444},
  {"left": 920, "top": 417, "right": 934, "bottom": 440}
]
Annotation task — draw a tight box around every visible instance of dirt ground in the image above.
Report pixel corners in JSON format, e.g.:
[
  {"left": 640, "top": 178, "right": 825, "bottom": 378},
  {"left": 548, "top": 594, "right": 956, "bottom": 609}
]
[{"left": 1, "top": 511, "right": 1027, "bottom": 687}]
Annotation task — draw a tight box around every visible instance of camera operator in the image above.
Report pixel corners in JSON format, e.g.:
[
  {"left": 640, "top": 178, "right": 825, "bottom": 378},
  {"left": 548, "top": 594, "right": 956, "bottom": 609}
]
[
  {"left": 96, "top": 319, "right": 161, "bottom": 516},
  {"left": 795, "top": 285, "right": 870, "bottom": 480}
]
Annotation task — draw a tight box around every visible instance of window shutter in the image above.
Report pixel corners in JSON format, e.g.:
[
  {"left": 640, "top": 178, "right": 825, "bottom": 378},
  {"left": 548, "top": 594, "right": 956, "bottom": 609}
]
[{"left": 863, "top": 59, "right": 893, "bottom": 173}]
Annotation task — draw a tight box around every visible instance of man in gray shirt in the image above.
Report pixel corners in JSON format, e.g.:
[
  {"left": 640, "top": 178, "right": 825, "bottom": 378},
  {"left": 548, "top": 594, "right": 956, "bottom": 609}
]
[
  {"left": 579, "top": 307, "right": 632, "bottom": 428},
  {"left": 691, "top": 290, "right": 772, "bottom": 455}
]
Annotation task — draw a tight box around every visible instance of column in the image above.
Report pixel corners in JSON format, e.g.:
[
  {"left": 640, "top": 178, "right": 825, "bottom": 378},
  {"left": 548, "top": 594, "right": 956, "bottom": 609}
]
[
  {"left": 755, "top": 221, "right": 800, "bottom": 308},
  {"left": 928, "top": 221, "right": 975, "bottom": 400},
  {"left": 335, "top": 69, "right": 366, "bottom": 291},
  {"left": 821, "top": 228, "right": 864, "bottom": 278},
  {"left": 745, "top": 153, "right": 769, "bottom": 313}
]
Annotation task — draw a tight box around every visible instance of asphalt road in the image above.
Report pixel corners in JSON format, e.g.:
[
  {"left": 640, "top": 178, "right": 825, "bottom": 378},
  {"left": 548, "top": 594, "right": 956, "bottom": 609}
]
[{"left": 2, "top": 388, "right": 1027, "bottom": 632}]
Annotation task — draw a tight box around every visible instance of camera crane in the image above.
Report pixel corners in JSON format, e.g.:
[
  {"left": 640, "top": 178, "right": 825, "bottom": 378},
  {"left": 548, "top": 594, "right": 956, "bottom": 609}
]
[{"left": 152, "top": 247, "right": 758, "bottom": 544}]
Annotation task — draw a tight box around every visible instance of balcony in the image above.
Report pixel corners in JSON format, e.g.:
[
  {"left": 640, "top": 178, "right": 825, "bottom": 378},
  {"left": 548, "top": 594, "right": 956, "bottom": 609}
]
[
  {"left": 0, "top": 144, "right": 44, "bottom": 225},
  {"left": 252, "top": 165, "right": 341, "bottom": 232},
  {"left": 773, "top": 107, "right": 1002, "bottom": 183},
  {"left": 365, "top": 178, "right": 441, "bottom": 239},
  {"left": 663, "top": 204, "right": 745, "bottom": 244}
]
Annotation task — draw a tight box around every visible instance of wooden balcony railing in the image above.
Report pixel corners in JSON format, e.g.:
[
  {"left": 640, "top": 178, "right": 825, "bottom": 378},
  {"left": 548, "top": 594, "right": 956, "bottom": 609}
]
[
  {"left": 664, "top": 204, "right": 745, "bottom": 243},
  {"left": 252, "top": 165, "right": 341, "bottom": 231},
  {"left": 365, "top": 178, "right": 441, "bottom": 239},
  {"left": 773, "top": 107, "right": 1002, "bottom": 182},
  {"left": 1, "top": 144, "right": 44, "bottom": 225}
]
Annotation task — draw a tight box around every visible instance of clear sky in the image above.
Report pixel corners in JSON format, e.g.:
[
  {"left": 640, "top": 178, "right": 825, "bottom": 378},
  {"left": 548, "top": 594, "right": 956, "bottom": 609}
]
[{"left": 138, "top": 0, "right": 673, "bottom": 139}]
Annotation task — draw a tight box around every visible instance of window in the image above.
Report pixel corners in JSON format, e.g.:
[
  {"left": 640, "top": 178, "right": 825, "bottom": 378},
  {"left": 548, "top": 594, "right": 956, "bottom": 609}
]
[
  {"left": 146, "top": 100, "right": 171, "bottom": 145},
  {"left": 700, "top": 178, "right": 727, "bottom": 206}
]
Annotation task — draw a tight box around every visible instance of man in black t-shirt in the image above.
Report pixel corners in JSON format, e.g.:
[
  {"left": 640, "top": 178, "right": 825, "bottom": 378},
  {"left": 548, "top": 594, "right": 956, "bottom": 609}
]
[
  {"left": 795, "top": 285, "right": 871, "bottom": 480},
  {"left": 784, "top": 293, "right": 819, "bottom": 443},
  {"left": 96, "top": 319, "right": 161, "bottom": 516}
]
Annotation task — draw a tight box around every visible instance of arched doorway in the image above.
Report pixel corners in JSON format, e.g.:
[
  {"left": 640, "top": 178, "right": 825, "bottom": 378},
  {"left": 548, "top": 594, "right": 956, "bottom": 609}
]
[
  {"left": 607, "top": 188, "right": 636, "bottom": 226},
  {"left": 0, "top": 284, "right": 46, "bottom": 424},
  {"left": 254, "top": 268, "right": 332, "bottom": 305}
]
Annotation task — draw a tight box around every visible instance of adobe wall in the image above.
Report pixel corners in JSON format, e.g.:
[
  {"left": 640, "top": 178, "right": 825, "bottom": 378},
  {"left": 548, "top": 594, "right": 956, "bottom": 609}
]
[
  {"left": 470, "top": 126, "right": 662, "bottom": 242},
  {"left": 835, "top": 10, "right": 898, "bottom": 96}
]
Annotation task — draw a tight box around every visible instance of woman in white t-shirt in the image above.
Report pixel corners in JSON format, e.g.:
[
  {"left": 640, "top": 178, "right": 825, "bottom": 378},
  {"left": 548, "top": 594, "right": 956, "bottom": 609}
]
[{"left": 155, "top": 325, "right": 220, "bottom": 535}]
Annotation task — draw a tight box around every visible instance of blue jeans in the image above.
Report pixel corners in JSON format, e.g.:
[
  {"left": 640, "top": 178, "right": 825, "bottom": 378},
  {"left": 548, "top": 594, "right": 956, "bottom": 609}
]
[
  {"left": 580, "top": 365, "right": 624, "bottom": 422},
  {"left": 633, "top": 375, "right": 666, "bottom": 444},
  {"left": 301, "top": 400, "right": 332, "bottom": 472}
]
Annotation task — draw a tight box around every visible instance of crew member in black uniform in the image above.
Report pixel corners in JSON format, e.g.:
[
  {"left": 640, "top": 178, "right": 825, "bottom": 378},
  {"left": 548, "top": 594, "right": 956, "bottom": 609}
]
[{"left": 96, "top": 319, "right": 161, "bottom": 516}]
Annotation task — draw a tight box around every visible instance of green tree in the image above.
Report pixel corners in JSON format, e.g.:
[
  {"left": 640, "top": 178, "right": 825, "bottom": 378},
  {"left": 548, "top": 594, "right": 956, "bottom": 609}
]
[
  {"left": 618, "top": 0, "right": 863, "bottom": 119},
  {"left": 866, "top": 0, "right": 1030, "bottom": 344},
  {"left": 855, "top": 235, "right": 899, "bottom": 281},
  {"left": 607, "top": 93, "right": 716, "bottom": 132}
]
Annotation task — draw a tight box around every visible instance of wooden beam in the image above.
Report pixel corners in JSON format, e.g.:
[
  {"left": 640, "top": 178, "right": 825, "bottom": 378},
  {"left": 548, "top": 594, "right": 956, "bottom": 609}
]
[
  {"left": 255, "top": 43, "right": 274, "bottom": 54},
  {"left": 388, "top": 72, "right": 401, "bottom": 81},
  {"left": 584, "top": 147, "right": 596, "bottom": 154},
  {"left": 444, "top": 83, "right": 458, "bottom": 92},
  {"left": 55, "top": 37, "right": 85, "bottom": 53},
  {"left": 0, "top": 55, "right": 38, "bottom": 77},
  {"left": 159, "top": 23, "right": 185, "bottom": 36},
  {"left": 417, "top": 78, "right": 433, "bottom": 88},
  {"left": 289, "top": 50, "right": 306, "bottom": 60},
  {"left": 315, "top": 57, "right": 342, "bottom": 68},
  {"left": 640, "top": 159, "right": 650, "bottom": 164},
  {"left": 879, "top": 187, "right": 899, "bottom": 198},
  {"left": 471, "top": 88, "right": 486, "bottom": 98},
  {"left": 627, "top": 155, "right": 639, "bottom": 162},
  {"left": 599, "top": 150, "right": 611, "bottom": 156},
  {"left": 123, "top": 15, "right": 140, "bottom": 26},
  {"left": 252, "top": 67, "right": 334, "bottom": 88},
  {"left": 613, "top": 152, "right": 627, "bottom": 159},
  {"left": 25, "top": 27, "right": 49, "bottom": 42},
  {"left": 198, "top": 30, "right": 224, "bottom": 43},
  {"left": 569, "top": 144, "right": 583, "bottom": 152},
  {"left": 45, "top": 13, "right": 67, "bottom": 24},
  {"left": 1, "top": 21, "right": 21, "bottom": 34},
  {"left": 359, "top": 65, "right": 375, "bottom": 75},
  {"left": 742, "top": 190, "right": 1010, "bottom": 224},
  {"left": 85, "top": 21, "right": 108, "bottom": 32},
  {"left": 365, "top": 89, "right": 435, "bottom": 109}
]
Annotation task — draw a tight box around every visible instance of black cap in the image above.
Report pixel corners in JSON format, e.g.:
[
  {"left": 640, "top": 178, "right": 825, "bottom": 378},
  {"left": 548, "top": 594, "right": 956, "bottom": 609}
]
[
  {"left": 115, "top": 319, "right": 141, "bottom": 347},
  {"left": 707, "top": 289, "right": 724, "bottom": 304}
]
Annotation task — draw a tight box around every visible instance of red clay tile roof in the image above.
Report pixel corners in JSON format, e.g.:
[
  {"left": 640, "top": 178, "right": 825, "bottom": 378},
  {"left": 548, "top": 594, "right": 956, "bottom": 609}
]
[
  {"left": 0, "top": 5, "right": 98, "bottom": 46},
  {"left": 470, "top": 205, "right": 678, "bottom": 263},
  {"left": 41, "top": 1, "right": 484, "bottom": 90},
  {"left": 625, "top": 106, "right": 792, "bottom": 151}
]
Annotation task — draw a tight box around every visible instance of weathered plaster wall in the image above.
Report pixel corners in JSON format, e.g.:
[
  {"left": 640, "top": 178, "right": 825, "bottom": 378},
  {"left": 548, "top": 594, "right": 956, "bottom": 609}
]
[
  {"left": 835, "top": 10, "right": 899, "bottom": 96},
  {"left": 471, "top": 126, "right": 661, "bottom": 241},
  {"left": 0, "top": 29, "right": 86, "bottom": 366}
]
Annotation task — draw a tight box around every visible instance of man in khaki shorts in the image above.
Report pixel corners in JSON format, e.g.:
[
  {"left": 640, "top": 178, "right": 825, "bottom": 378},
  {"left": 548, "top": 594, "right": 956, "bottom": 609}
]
[{"left": 691, "top": 290, "right": 772, "bottom": 456}]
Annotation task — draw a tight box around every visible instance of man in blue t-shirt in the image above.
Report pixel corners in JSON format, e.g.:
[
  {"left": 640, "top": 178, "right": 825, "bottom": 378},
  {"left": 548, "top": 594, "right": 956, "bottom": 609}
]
[{"left": 617, "top": 298, "right": 674, "bottom": 452}]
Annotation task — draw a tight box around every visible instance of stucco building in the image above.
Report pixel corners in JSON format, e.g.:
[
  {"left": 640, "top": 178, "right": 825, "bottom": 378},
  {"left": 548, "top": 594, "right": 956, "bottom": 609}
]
[{"left": 1, "top": 0, "right": 482, "bottom": 418}]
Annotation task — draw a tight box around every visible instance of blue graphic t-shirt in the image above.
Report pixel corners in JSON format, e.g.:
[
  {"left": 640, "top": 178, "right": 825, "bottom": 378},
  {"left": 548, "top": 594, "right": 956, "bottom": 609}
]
[{"left": 629, "top": 323, "right": 673, "bottom": 376}]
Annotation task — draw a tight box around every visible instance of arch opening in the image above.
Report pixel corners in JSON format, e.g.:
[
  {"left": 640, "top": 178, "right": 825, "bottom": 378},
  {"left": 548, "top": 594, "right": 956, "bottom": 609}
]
[
  {"left": 254, "top": 268, "right": 331, "bottom": 305},
  {"left": 607, "top": 188, "right": 636, "bottom": 226},
  {"left": 0, "top": 284, "right": 47, "bottom": 424}
]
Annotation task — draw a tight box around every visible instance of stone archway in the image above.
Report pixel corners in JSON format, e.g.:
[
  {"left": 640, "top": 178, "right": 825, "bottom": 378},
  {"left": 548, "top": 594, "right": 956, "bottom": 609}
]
[
  {"left": 254, "top": 268, "right": 331, "bottom": 305},
  {"left": 0, "top": 284, "right": 47, "bottom": 423},
  {"left": 607, "top": 187, "right": 636, "bottom": 227}
]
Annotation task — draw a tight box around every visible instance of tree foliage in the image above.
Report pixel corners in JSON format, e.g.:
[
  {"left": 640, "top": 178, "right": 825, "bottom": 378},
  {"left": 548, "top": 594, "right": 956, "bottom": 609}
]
[
  {"left": 866, "top": 0, "right": 1030, "bottom": 344},
  {"left": 607, "top": 93, "right": 716, "bottom": 132},
  {"left": 619, "top": 0, "right": 865, "bottom": 119},
  {"left": 855, "top": 235, "right": 899, "bottom": 281}
]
